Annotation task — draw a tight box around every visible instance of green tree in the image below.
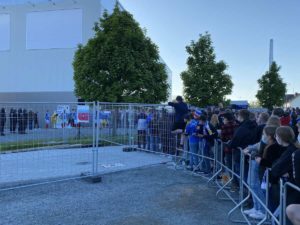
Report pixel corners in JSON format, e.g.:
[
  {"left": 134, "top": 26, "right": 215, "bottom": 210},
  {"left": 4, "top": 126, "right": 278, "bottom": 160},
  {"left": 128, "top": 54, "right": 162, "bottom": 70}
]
[
  {"left": 256, "top": 62, "right": 287, "bottom": 110},
  {"left": 73, "top": 5, "right": 169, "bottom": 103},
  {"left": 180, "top": 33, "right": 233, "bottom": 107}
]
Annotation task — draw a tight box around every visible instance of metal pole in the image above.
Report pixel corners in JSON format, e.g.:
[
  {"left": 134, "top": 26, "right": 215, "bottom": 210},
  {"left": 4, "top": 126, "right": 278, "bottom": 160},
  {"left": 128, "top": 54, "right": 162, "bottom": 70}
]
[{"left": 279, "top": 179, "right": 284, "bottom": 225}]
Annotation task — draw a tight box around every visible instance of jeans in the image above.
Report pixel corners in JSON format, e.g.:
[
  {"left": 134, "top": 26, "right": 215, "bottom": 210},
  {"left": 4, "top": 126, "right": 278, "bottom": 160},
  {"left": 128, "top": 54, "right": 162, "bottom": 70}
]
[
  {"left": 29, "top": 120, "right": 33, "bottom": 130},
  {"left": 151, "top": 136, "right": 159, "bottom": 152},
  {"left": 146, "top": 129, "right": 151, "bottom": 150},
  {"left": 247, "top": 160, "right": 266, "bottom": 212},
  {"left": 201, "top": 140, "right": 211, "bottom": 173},
  {"left": 137, "top": 130, "right": 146, "bottom": 149},
  {"left": 189, "top": 142, "right": 199, "bottom": 168},
  {"left": 183, "top": 137, "right": 189, "bottom": 160},
  {"left": 225, "top": 152, "right": 233, "bottom": 172}
]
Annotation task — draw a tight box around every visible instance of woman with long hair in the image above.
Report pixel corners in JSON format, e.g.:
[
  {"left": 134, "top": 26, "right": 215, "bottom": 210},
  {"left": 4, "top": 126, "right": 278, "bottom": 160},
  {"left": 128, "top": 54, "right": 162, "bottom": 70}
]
[
  {"left": 254, "top": 126, "right": 283, "bottom": 213},
  {"left": 210, "top": 114, "right": 220, "bottom": 130},
  {"left": 269, "top": 126, "right": 300, "bottom": 218}
]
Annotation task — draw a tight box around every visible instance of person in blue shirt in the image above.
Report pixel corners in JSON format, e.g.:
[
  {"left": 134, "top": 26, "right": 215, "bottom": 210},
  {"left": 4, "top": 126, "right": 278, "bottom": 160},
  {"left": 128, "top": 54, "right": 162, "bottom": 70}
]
[
  {"left": 45, "top": 110, "right": 50, "bottom": 129},
  {"left": 185, "top": 109, "right": 202, "bottom": 171}
]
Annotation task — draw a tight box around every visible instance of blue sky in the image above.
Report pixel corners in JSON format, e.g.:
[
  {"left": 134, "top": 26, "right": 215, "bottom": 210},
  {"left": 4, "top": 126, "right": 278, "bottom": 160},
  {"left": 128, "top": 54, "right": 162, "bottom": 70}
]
[{"left": 119, "top": 0, "right": 300, "bottom": 101}]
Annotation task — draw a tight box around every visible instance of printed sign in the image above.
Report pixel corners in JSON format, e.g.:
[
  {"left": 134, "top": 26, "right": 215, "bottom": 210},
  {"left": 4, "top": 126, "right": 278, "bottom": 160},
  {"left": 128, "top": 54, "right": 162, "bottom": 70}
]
[
  {"left": 77, "top": 105, "right": 89, "bottom": 123},
  {"left": 57, "top": 105, "right": 70, "bottom": 114}
]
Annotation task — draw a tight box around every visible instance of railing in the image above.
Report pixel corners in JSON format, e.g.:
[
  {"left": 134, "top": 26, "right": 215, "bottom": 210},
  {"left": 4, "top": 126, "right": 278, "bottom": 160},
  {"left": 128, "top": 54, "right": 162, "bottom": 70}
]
[
  {"left": 0, "top": 102, "right": 299, "bottom": 225},
  {"left": 173, "top": 137, "right": 299, "bottom": 225}
]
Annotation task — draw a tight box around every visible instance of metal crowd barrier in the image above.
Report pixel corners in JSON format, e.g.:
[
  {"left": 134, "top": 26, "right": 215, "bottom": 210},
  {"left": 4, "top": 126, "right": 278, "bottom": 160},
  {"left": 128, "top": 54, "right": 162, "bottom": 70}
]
[
  {"left": 1, "top": 102, "right": 299, "bottom": 225},
  {"left": 282, "top": 182, "right": 300, "bottom": 225},
  {"left": 172, "top": 138, "right": 299, "bottom": 225}
]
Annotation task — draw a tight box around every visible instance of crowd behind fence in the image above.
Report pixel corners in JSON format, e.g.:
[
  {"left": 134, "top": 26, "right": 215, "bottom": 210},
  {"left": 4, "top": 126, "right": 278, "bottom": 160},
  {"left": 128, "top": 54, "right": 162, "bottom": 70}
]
[{"left": 0, "top": 101, "right": 300, "bottom": 225}]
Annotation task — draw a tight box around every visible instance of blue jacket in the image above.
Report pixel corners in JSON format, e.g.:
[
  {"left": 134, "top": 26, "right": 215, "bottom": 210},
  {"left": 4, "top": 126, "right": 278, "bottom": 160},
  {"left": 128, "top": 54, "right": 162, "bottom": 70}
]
[{"left": 185, "top": 119, "right": 200, "bottom": 143}]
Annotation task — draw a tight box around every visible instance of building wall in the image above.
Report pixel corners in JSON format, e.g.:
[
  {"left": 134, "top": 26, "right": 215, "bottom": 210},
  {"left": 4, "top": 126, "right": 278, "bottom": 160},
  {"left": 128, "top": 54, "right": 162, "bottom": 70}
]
[
  {"left": 0, "top": 0, "right": 104, "bottom": 96},
  {"left": 0, "top": 91, "right": 77, "bottom": 102},
  {"left": 0, "top": 0, "right": 172, "bottom": 102},
  {"left": 290, "top": 96, "right": 300, "bottom": 108}
]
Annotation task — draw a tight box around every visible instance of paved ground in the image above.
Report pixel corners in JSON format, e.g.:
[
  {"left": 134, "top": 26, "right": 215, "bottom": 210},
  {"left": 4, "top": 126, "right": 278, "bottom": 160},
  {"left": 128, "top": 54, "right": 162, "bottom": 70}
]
[
  {"left": 0, "top": 164, "right": 239, "bottom": 225},
  {"left": 0, "top": 146, "right": 170, "bottom": 187},
  {"left": 0, "top": 127, "right": 128, "bottom": 144}
]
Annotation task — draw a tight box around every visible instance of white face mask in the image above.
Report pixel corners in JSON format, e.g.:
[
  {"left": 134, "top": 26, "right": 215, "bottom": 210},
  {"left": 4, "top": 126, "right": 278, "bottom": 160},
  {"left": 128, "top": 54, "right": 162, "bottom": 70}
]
[
  {"left": 262, "top": 134, "right": 268, "bottom": 144},
  {"left": 297, "top": 135, "right": 300, "bottom": 143}
]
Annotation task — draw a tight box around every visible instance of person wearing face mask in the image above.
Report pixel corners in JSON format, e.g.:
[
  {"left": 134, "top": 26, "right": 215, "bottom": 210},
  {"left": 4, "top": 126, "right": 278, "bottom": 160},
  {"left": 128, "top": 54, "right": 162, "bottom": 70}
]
[
  {"left": 269, "top": 126, "right": 300, "bottom": 216},
  {"left": 256, "top": 127, "right": 283, "bottom": 179},
  {"left": 254, "top": 126, "right": 283, "bottom": 213},
  {"left": 243, "top": 126, "right": 281, "bottom": 219},
  {"left": 270, "top": 126, "right": 299, "bottom": 183}
]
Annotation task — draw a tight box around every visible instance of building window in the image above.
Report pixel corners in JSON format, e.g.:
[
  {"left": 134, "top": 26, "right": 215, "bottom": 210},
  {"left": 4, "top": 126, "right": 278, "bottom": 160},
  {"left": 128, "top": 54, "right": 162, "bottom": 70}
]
[
  {"left": 0, "top": 14, "right": 10, "bottom": 51},
  {"left": 26, "top": 9, "right": 83, "bottom": 50}
]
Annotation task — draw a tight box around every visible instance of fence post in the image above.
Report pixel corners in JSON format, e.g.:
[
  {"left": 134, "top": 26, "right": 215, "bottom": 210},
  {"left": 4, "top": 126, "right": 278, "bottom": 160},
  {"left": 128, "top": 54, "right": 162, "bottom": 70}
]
[
  {"left": 92, "top": 101, "right": 96, "bottom": 175},
  {"left": 239, "top": 149, "right": 244, "bottom": 202},
  {"left": 283, "top": 181, "right": 287, "bottom": 225},
  {"left": 128, "top": 104, "right": 134, "bottom": 147},
  {"left": 279, "top": 179, "right": 284, "bottom": 225}
]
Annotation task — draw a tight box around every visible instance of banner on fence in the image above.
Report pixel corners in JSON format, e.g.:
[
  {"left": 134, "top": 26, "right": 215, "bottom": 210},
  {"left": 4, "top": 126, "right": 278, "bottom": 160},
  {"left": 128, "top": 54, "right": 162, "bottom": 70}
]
[{"left": 77, "top": 105, "right": 89, "bottom": 123}]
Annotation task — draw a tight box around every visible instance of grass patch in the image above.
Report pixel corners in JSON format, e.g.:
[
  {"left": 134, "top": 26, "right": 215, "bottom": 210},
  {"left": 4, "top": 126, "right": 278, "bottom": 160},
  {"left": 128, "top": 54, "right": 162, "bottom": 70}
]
[{"left": 0, "top": 135, "right": 134, "bottom": 152}]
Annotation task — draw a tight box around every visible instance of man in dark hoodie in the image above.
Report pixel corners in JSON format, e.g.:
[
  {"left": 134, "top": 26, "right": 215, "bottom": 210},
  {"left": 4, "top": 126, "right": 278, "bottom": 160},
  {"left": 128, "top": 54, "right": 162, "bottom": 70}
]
[
  {"left": 168, "top": 96, "right": 189, "bottom": 132},
  {"left": 229, "top": 109, "right": 257, "bottom": 188}
]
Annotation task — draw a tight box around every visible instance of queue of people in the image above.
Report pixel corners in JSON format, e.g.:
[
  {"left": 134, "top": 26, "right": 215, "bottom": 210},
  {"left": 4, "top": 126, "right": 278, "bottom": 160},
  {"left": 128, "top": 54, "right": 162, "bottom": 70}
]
[
  {"left": 167, "top": 97, "right": 300, "bottom": 225},
  {"left": 0, "top": 108, "right": 39, "bottom": 135}
]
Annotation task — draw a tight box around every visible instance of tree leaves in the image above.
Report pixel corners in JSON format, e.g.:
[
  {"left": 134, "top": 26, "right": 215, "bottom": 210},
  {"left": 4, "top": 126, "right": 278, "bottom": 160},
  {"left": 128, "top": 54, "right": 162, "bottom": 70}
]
[
  {"left": 73, "top": 4, "right": 169, "bottom": 103},
  {"left": 181, "top": 33, "right": 233, "bottom": 107},
  {"left": 256, "top": 62, "right": 287, "bottom": 110}
]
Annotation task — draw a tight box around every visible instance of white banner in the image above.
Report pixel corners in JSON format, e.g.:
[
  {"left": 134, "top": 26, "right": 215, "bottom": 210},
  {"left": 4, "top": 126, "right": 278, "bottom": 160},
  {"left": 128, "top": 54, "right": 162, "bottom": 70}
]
[{"left": 77, "top": 105, "right": 89, "bottom": 123}]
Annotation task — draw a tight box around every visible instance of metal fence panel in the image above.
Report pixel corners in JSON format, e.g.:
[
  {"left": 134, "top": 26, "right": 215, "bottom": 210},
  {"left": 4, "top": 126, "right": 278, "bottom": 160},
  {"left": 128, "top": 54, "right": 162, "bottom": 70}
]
[
  {"left": 95, "top": 103, "right": 176, "bottom": 174},
  {"left": 0, "top": 102, "right": 95, "bottom": 189}
]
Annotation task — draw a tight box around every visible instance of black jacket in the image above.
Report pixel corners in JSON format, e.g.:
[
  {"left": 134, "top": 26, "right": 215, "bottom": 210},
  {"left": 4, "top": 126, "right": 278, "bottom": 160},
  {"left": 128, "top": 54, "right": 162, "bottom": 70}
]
[
  {"left": 229, "top": 120, "right": 257, "bottom": 150},
  {"left": 293, "top": 150, "right": 300, "bottom": 187},
  {"left": 168, "top": 102, "right": 188, "bottom": 123},
  {"left": 255, "top": 124, "right": 266, "bottom": 143},
  {"left": 270, "top": 144, "right": 298, "bottom": 184}
]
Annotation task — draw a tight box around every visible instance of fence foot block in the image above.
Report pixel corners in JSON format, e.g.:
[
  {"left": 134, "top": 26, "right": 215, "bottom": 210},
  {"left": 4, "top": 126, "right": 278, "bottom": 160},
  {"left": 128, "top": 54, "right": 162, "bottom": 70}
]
[
  {"left": 82, "top": 175, "right": 102, "bottom": 183},
  {"left": 123, "top": 147, "right": 136, "bottom": 152}
]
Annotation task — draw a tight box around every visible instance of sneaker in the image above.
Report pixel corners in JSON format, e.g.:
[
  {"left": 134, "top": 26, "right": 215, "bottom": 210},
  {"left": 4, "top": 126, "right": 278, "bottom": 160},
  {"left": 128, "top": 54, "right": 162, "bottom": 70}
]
[
  {"left": 249, "top": 211, "right": 265, "bottom": 220},
  {"left": 186, "top": 165, "right": 193, "bottom": 171},
  {"left": 243, "top": 208, "right": 256, "bottom": 216},
  {"left": 229, "top": 182, "right": 238, "bottom": 192},
  {"left": 171, "top": 129, "right": 183, "bottom": 134},
  {"left": 194, "top": 169, "right": 205, "bottom": 174}
]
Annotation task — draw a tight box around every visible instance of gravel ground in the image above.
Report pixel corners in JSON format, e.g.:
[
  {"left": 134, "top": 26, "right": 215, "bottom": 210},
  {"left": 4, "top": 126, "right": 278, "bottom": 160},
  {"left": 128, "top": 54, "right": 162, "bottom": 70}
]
[{"left": 0, "top": 164, "right": 240, "bottom": 225}]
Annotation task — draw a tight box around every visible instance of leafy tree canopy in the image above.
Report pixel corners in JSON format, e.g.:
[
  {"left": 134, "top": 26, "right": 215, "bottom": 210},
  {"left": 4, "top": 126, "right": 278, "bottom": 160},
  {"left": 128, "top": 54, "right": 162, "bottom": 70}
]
[
  {"left": 181, "top": 33, "right": 233, "bottom": 107},
  {"left": 73, "top": 5, "right": 169, "bottom": 103},
  {"left": 256, "top": 62, "right": 287, "bottom": 110}
]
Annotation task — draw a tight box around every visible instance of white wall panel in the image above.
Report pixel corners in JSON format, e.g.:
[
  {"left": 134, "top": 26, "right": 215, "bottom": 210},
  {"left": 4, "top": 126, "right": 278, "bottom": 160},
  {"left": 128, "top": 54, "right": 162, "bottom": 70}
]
[
  {"left": 0, "top": 14, "right": 10, "bottom": 51},
  {"left": 26, "top": 9, "right": 83, "bottom": 49}
]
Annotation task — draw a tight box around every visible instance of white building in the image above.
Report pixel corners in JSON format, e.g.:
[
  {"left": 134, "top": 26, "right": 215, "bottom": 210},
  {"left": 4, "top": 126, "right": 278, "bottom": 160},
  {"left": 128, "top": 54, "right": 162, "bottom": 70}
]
[
  {"left": 0, "top": 0, "right": 172, "bottom": 102},
  {"left": 287, "top": 94, "right": 300, "bottom": 108}
]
